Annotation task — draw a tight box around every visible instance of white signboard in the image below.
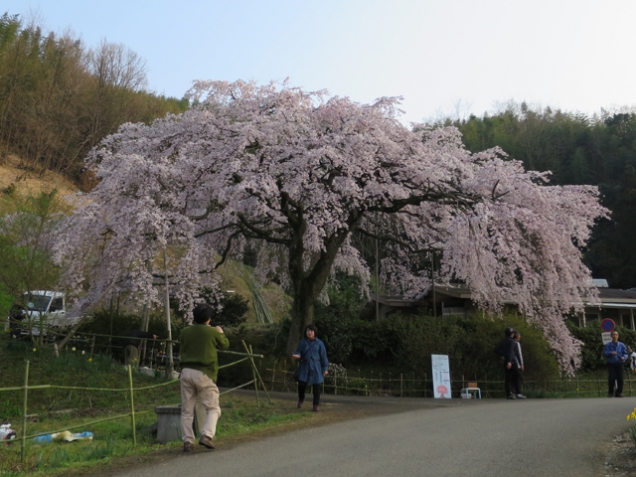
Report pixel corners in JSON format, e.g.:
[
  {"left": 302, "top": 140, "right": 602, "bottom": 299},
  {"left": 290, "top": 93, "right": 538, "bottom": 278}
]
[
  {"left": 602, "top": 332, "right": 612, "bottom": 345},
  {"left": 431, "top": 354, "right": 451, "bottom": 399}
]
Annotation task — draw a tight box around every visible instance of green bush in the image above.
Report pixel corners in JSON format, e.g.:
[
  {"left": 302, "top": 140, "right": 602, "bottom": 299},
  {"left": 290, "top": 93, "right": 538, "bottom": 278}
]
[
  {"left": 450, "top": 313, "right": 559, "bottom": 381},
  {"left": 318, "top": 310, "right": 560, "bottom": 381},
  {"left": 349, "top": 318, "right": 398, "bottom": 363}
]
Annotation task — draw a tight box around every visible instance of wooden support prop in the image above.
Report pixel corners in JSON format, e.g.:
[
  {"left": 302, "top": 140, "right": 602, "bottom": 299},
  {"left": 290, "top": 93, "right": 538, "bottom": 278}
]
[{"left": 241, "top": 340, "right": 272, "bottom": 404}]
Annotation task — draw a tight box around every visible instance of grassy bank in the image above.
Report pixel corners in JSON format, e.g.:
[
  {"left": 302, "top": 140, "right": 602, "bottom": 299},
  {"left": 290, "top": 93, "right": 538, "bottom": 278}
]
[{"left": 0, "top": 342, "right": 316, "bottom": 476}]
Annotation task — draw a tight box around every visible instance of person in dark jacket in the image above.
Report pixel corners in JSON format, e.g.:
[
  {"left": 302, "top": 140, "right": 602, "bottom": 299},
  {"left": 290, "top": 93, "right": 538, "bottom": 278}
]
[
  {"left": 604, "top": 330, "right": 629, "bottom": 397},
  {"left": 495, "top": 327, "right": 517, "bottom": 400},
  {"left": 512, "top": 330, "right": 526, "bottom": 399},
  {"left": 292, "top": 324, "right": 329, "bottom": 412},
  {"left": 122, "top": 330, "right": 158, "bottom": 367}
]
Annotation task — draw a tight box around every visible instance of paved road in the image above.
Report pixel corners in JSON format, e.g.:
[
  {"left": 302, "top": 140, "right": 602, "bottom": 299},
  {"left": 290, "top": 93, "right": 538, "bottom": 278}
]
[{"left": 115, "top": 395, "right": 634, "bottom": 477}]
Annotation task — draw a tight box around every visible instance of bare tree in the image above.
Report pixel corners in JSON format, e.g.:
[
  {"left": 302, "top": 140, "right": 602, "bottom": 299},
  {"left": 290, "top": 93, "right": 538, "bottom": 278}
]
[{"left": 89, "top": 40, "right": 148, "bottom": 92}]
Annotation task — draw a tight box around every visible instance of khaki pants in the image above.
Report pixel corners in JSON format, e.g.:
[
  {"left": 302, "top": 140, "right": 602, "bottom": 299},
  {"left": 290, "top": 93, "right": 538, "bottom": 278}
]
[{"left": 180, "top": 368, "right": 221, "bottom": 444}]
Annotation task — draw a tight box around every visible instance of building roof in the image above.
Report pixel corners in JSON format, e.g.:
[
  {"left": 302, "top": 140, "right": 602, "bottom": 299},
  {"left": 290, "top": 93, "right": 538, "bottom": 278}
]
[
  {"left": 377, "top": 285, "right": 636, "bottom": 310},
  {"left": 586, "top": 287, "right": 636, "bottom": 309}
]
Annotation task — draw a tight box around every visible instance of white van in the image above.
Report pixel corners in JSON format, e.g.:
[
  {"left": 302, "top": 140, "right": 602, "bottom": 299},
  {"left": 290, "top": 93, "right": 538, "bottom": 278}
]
[{"left": 5, "top": 291, "right": 70, "bottom": 339}]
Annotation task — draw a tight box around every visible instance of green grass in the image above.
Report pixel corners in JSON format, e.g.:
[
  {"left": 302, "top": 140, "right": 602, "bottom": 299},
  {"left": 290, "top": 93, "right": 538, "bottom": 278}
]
[
  {"left": 0, "top": 339, "right": 312, "bottom": 476},
  {"left": 1, "top": 396, "right": 308, "bottom": 476}
]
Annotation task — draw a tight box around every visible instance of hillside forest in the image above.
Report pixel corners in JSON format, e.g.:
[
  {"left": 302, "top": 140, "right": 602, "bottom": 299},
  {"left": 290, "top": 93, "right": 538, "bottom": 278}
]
[
  {"left": 0, "top": 13, "right": 188, "bottom": 185},
  {"left": 0, "top": 10, "right": 634, "bottom": 293}
]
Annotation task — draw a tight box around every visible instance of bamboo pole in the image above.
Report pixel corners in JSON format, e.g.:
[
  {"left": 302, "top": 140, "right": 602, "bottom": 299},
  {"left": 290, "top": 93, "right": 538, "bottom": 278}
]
[
  {"left": 127, "top": 365, "right": 136, "bottom": 446},
  {"left": 163, "top": 248, "right": 174, "bottom": 377},
  {"left": 250, "top": 345, "right": 259, "bottom": 405},
  {"left": 21, "top": 360, "right": 29, "bottom": 464}
]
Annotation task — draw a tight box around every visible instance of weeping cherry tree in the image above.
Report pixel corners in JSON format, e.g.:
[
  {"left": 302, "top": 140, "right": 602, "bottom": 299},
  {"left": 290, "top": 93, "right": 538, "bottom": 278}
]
[{"left": 53, "top": 80, "right": 608, "bottom": 373}]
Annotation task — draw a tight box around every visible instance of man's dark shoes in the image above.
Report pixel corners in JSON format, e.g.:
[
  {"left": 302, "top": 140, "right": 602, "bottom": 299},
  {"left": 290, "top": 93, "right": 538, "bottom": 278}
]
[
  {"left": 297, "top": 400, "right": 304, "bottom": 408},
  {"left": 183, "top": 441, "right": 194, "bottom": 452},
  {"left": 616, "top": 394, "right": 623, "bottom": 398},
  {"left": 312, "top": 405, "right": 320, "bottom": 412},
  {"left": 199, "top": 435, "right": 215, "bottom": 449}
]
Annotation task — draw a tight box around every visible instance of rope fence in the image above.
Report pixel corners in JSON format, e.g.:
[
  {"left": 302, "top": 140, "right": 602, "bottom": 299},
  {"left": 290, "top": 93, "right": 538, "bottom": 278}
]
[
  {"left": 0, "top": 340, "right": 270, "bottom": 464},
  {"left": 265, "top": 360, "right": 636, "bottom": 399}
]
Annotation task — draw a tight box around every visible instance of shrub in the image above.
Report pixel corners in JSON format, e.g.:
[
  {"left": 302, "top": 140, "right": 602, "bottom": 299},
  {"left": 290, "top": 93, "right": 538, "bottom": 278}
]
[
  {"left": 384, "top": 312, "right": 559, "bottom": 381},
  {"left": 224, "top": 306, "right": 561, "bottom": 384}
]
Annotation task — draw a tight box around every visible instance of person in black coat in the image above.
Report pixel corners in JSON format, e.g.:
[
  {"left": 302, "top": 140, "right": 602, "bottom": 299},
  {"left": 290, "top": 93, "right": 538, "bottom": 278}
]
[
  {"left": 495, "top": 327, "right": 517, "bottom": 400},
  {"left": 122, "top": 329, "right": 158, "bottom": 367},
  {"left": 511, "top": 330, "right": 526, "bottom": 399}
]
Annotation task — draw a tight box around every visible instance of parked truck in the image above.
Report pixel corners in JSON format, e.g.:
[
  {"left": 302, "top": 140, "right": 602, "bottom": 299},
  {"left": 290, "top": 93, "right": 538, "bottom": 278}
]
[{"left": 5, "top": 290, "right": 74, "bottom": 340}]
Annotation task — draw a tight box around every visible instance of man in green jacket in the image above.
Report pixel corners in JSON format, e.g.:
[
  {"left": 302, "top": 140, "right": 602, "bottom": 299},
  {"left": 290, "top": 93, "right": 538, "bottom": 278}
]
[{"left": 179, "top": 303, "right": 230, "bottom": 452}]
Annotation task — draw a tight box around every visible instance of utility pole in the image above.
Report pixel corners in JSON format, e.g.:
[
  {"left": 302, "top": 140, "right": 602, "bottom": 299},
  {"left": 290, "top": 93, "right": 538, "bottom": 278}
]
[{"left": 432, "top": 252, "right": 437, "bottom": 319}]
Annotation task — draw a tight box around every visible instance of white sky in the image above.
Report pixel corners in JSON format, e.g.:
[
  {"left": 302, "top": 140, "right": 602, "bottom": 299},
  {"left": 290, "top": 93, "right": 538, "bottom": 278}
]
[{"left": 4, "top": 0, "right": 636, "bottom": 125}]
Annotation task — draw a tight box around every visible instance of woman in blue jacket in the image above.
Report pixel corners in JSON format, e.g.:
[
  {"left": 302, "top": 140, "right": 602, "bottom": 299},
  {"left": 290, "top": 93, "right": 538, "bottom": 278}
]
[{"left": 292, "top": 324, "right": 329, "bottom": 411}]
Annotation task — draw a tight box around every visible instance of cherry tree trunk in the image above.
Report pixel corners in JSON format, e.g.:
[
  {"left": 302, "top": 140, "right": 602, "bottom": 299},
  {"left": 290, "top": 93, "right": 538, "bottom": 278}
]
[
  {"left": 287, "top": 280, "right": 317, "bottom": 357},
  {"left": 285, "top": 225, "right": 351, "bottom": 356}
]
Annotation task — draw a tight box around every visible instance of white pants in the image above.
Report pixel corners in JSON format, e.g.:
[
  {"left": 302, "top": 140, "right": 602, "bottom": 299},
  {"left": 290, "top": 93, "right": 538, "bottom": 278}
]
[{"left": 180, "top": 368, "right": 221, "bottom": 444}]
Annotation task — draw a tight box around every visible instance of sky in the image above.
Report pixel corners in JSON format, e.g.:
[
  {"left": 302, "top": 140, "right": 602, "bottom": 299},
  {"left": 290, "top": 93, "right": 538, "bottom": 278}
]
[{"left": 4, "top": 0, "right": 636, "bottom": 125}]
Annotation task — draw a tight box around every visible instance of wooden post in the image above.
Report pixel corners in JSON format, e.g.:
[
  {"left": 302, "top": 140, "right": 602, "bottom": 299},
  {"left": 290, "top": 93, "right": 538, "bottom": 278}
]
[
  {"left": 271, "top": 359, "right": 277, "bottom": 392},
  {"left": 425, "top": 372, "right": 428, "bottom": 398},
  {"left": 128, "top": 365, "right": 137, "bottom": 446}
]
